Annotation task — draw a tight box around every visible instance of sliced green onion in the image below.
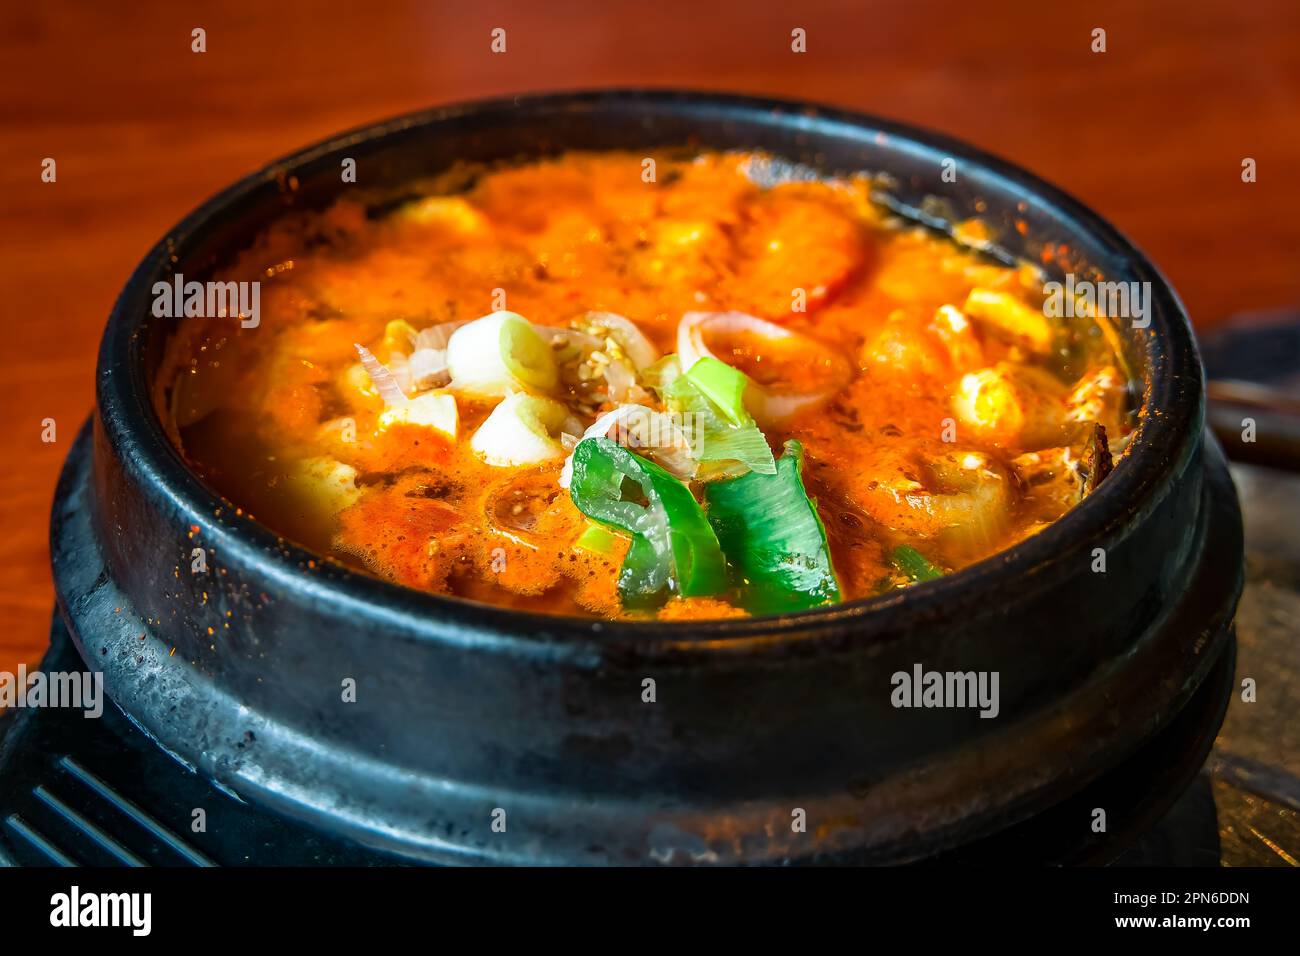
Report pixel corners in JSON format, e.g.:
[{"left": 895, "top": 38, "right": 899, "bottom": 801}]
[
  {"left": 641, "top": 354, "right": 682, "bottom": 395},
  {"left": 569, "top": 437, "right": 727, "bottom": 605},
  {"left": 890, "top": 544, "right": 944, "bottom": 583},
  {"left": 447, "top": 311, "right": 558, "bottom": 398},
  {"left": 574, "top": 522, "right": 624, "bottom": 556},
  {"left": 696, "top": 424, "right": 774, "bottom": 473},
  {"left": 704, "top": 439, "right": 840, "bottom": 614},
  {"left": 684, "top": 357, "right": 750, "bottom": 426},
  {"left": 663, "top": 359, "right": 776, "bottom": 477},
  {"left": 500, "top": 313, "right": 558, "bottom": 390},
  {"left": 470, "top": 392, "right": 568, "bottom": 466}
]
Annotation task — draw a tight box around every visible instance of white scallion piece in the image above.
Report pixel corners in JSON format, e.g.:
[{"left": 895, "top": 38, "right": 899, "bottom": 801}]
[
  {"left": 471, "top": 392, "right": 570, "bottom": 466},
  {"left": 447, "top": 311, "right": 559, "bottom": 398}
]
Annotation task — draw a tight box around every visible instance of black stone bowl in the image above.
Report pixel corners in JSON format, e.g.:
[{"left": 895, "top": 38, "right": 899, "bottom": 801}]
[{"left": 50, "top": 90, "right": 1243, "bottom": 864}]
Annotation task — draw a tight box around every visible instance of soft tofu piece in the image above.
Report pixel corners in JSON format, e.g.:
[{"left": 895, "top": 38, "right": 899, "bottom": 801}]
[
  {"left": 377, "top": 391, "right": 459, "bottom": 439},
  {"left": 963, "top": 288, "right": 1054, "bottom": 355},
  {"left": 291, "top": 456, "right": 361, "bottom": 514},
  {"left": 397, "top": 196, "right": 489, "bottom": 234}
]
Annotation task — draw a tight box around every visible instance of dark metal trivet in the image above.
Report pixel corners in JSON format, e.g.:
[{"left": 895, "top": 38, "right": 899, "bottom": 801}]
[{"left": 0, "top": 617, "right": 387, "bottom": 867}]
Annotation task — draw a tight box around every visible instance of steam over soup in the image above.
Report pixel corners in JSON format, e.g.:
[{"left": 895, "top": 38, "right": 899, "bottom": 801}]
[{"left": 158, "top": 151, "right": 1134, "bottom": 620}]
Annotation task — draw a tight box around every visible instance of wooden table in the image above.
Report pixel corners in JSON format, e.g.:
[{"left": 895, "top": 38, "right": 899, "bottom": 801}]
[{"left": 2, "top": 0, "right": 1298, "bottom": 671}]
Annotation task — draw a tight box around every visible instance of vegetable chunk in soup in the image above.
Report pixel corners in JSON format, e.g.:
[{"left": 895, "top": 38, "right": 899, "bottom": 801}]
[{"left": 159, "top": 151, "right": 1134, "bottom": 620}]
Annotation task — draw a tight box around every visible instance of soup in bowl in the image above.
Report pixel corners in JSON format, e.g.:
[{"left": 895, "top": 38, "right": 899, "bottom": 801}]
[{"left": 159, "top": 150, "right": 1133, "bottom": 621}]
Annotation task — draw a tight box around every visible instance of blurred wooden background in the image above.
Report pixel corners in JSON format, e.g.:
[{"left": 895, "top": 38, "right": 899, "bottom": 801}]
[{"left": 1, "top": 0, "right": 1298, "bottom": 671}]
